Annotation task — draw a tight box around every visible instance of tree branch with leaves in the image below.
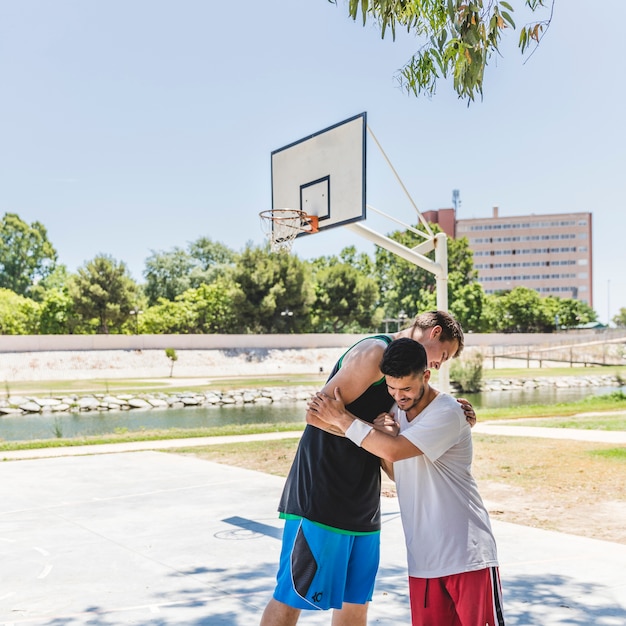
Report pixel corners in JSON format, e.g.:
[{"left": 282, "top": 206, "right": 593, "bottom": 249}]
[{"left": 329, "top": 0, "right": 554, "bottom": 101}]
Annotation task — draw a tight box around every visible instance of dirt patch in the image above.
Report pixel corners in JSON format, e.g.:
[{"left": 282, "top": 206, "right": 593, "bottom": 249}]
[
  {"left": 472, "top": 435, "right": 626, "bottom": 544},
  {"left": 174, "top": 434, "right": 626, "bottom": 545},
  {"left": 449, "top": 480, "right": 626, "bottom": 544}
]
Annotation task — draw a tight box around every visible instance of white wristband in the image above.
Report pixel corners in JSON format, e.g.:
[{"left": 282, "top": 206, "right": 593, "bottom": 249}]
[{"left": 345, "top": 420, "right": 374, "bottom": 447}]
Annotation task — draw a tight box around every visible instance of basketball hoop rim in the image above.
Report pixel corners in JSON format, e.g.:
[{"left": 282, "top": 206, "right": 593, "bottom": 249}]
[{"left": 259, "top": 208, "right": 319, "bottom": 234}]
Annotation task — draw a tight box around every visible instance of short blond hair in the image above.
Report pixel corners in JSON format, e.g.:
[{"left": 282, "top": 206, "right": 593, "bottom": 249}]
[{"left": 410, "top": 311, "right": 464, "bottom": 358}]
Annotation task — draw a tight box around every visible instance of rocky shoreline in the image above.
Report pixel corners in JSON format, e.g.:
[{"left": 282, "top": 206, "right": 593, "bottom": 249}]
[
  {"left": 1, "top": 374, "right": 623, "bottom": 416},
  {"left": 479, "top": 373, "right": 622, "bottom": 392},
  {"left": 0, "top": 386, "right": 318, "bottom": 416}
]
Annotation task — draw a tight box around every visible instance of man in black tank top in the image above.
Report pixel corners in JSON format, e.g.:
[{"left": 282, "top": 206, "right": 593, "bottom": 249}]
[{"left": 260, "top": 311, "right": 472, "bottom": 626}]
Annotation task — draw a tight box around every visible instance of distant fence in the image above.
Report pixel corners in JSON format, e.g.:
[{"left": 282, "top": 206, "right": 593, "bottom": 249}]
[{"left": 465, "top": 330, "right": 626, "bottom": 368}]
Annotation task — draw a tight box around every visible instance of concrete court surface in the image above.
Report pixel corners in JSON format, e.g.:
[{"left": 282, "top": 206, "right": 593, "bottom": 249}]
[{"left": 1, "top": 451, "right": 625, "bottom": 626}]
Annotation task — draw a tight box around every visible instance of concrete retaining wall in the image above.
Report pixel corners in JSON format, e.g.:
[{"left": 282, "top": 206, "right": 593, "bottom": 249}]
[{"left": 1, "top": 329, "right": 623, "bottom": 353}]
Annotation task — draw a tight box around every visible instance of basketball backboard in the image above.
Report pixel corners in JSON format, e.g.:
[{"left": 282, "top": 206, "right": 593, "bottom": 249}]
[
  {"left": 271, "top": 112, "right": 367, "bottom": 239},
  {"left": 267, "top": 111, "right": 451, "bottom": 390}
]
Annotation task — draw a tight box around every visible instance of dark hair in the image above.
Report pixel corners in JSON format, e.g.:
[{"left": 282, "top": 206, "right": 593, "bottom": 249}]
[
  {"left": 410, "top": 310, "right": 464, "bottom": 358},
  {"left": 380, "top": 338, "right": 428, "bottom": 379}
]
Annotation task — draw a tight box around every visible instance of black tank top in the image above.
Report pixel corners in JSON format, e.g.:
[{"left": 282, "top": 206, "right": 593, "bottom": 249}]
[{"left": 278, "top": 335, "right": 393, "bottom": 533}]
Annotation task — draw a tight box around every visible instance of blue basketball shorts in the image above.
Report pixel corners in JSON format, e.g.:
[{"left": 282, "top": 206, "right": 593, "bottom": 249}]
[{"left": 272, "top": 517, "right": 380, "bottom": 611}]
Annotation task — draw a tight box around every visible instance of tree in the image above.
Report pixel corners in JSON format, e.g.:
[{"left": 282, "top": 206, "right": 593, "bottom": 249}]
[
  {"left": 187, "top": 238, "right": 237, "bottom": 291},
  {"left": 233, "top": 245, "right": 314, "bottom": 333},
  {"left": 70, "top": 255, "right": 139, "bottom": 334},
  {"left": 0, "top": 212, "right": 58, "bottom": 297},
  {"left": 143, "top": 238, "right": 237, "bottom": 306},
  {"left": 613, "top": 308, "right": 626, "bottom": 329},
  {"left": 447, "top": 282, "right": 488, "bottom": 333},
  {"left": 28, "top": 265, "right": 70, "bottom": 302},
  {"left": 549, "top": 297, "right": 597, "bottom": 330},
  {"left": 143, "top": 248, "right": 196, "bottom": 305},
  {"left": 39, "top": 288, "right": 77, "bottom": 334},
  {"left": 329, "top": 0, "right": 554, "bottom": 101},
  {"left": 30, "top": 265, "right": 78, "bottom": 334},
  {"left": 165, "top": 348, "right": 178, "bottom": 377},
  {"left": 188, "top": 237, "right": 236, "bottom": 271},
  {"left": 375, "top": 224, "right": 477, "bottom": 321},
  {"left": 375, "top": 229, "right": 434, "bottom": 320},
  {"left": 0, "top": 288, "right": 40, "bottom": 334},
  {"left": 310, "top": 261, "right": 382, "bottom": 332},
  {"left": 485, "top": 286, "right": 552, "bottom": 332},
  {"left": 139, "top": 297, "right": 196, "bottom": 334},
  {"left": 177, "top": 279, "right": 245, "bottom": 333},
  {"left": 317, "top": 245, "right": 377, "bottom": 276}
]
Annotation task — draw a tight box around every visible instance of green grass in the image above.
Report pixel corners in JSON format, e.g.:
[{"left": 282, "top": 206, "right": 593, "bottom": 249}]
[
  {"left": 0, "top": 422, "right": 306, "bottom": 453},
  {"left": 589, "top": 448, "right": 626, "bottom": 461},
  {"left": 2, "top": 374, "right": 326, "bottom": 397},
  {"left": 478, "top": 390, "right": 626, "bottom": 421},
  {"left": 501, "top": 414, "right": 626, "bottom": 430}
]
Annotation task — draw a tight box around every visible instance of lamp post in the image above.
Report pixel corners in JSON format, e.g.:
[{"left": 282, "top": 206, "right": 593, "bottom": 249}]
[
  {"left": 397, "top": 309, "right": 408, "bottom": 331},
  {"left": 129, "top": 309, "right": 143, "bottom": 335},
  {"left": 281, "top": 308, "right": 294, "bottom": 332},
  {"left": 382, "top": 310, "right": 409, "bottom": 333}
]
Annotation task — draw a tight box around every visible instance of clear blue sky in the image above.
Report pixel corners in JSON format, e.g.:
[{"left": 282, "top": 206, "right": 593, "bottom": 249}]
[{"left": 1, "top": 1, "right": 624, "bottom": 324}]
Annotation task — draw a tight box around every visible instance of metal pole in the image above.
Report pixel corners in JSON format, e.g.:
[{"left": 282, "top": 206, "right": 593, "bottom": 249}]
[
  {"left": 434, "top": 232, "right": 450, "bottom": 393},
  {"left": 434, "top": 233, "right": 448, "bottom": 312}
]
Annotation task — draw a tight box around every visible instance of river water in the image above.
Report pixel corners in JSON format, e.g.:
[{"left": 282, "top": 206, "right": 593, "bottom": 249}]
[{"left": 1, "top": 384, "right": 623, "bottom": 443}]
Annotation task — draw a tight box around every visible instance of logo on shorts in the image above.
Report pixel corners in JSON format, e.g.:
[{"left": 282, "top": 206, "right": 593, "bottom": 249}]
[{"left": 311, "top": 591, "right": 323, "bottom": 603}]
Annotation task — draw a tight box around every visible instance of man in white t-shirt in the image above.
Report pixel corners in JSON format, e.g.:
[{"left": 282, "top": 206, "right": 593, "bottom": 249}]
[{"left": 307, "top": 337, "right": 505, "bottom": 626}]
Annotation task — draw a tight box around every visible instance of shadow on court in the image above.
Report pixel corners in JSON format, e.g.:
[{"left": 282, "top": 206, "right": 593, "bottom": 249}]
[{"left": 1, "top": 451, "right": 625, "bottom": 625}]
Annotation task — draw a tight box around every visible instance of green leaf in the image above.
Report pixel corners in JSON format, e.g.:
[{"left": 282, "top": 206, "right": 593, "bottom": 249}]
[
  {"left": 519, "top": 27, "right": 528, "bottom": 53},
  {"left": 501, "top": 11, "right": 515, "bottom": 28}
]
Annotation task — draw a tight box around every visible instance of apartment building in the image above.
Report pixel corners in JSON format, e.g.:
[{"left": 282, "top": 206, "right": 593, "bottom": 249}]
[{"left": 422, "top": 207, "right": 593, "bottom": 307}]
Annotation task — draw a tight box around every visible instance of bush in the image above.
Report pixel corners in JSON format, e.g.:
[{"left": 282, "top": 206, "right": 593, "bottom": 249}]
[{"left": 450, "top": 352, "right": 483, "bottom": 393}]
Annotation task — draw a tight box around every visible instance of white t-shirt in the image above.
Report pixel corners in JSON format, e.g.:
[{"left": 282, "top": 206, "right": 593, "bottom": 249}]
[{"left": 393, "top": 393, "right": 499, "bottom": 578}]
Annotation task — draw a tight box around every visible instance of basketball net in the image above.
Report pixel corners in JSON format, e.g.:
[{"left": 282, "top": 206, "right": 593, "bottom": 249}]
[{"left": 259, "top": 209, "right": 319, "bottom": 253}]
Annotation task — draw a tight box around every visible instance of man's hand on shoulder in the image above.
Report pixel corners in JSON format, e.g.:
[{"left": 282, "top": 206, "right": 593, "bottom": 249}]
[
  {"left": 456, "top": 397, "right": 477, "bottom": 427},
  {"left": 307, "top": 387, "right": 356, "bottom": 435}
]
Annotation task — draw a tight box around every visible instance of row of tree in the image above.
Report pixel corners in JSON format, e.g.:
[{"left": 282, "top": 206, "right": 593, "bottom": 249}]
[{"left": 0, "top": 212, "right": 608, "bottom": 335}]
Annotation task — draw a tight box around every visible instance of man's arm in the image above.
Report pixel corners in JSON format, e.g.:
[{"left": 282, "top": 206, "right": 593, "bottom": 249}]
[
  {"left": 307, "top": 387, "right": 423, "bottom": 463},
  {"left": 380, "top": 458, "right": 395, "bottom": 481},
  {"left": 304, "top": 337, "right": 390, "bottom": 434},
  {"left": 305, "top": 410, "right": 345, "bottom": 436}
]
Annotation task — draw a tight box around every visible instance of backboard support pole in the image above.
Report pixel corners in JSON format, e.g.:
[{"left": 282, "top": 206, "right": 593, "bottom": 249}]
[{"left": 434, "top": 232, "right": 449, "bottom": 391}]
